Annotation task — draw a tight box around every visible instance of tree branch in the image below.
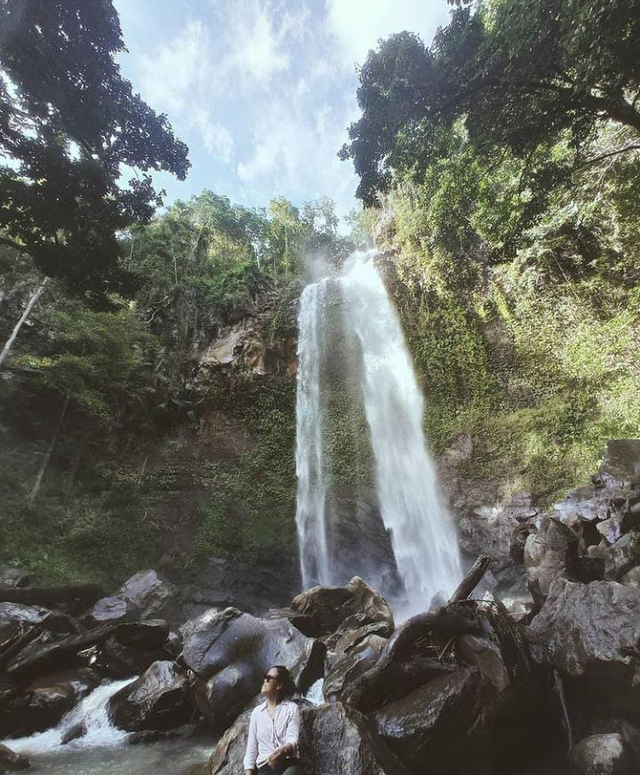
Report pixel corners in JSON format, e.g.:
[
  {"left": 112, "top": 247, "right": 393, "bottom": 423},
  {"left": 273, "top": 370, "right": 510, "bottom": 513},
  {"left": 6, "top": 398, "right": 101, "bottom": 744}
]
[{"left": 572, "top": 144, "right": 640, "bottom": 173}]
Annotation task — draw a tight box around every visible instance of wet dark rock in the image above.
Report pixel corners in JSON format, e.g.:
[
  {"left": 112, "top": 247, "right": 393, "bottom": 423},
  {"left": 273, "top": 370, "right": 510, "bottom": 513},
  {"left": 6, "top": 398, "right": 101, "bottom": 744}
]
[
  {"left": 6, "top": 625, "right": 115, "bottom": 681},
  {"left": 114, "top": 619, "right": 169, "bottom": 650},
  {"left": 289, "top": 576, "right": 393, "bottom": 638},
  {"left": 457, "top": 635, "right": 510, "bottom": 692},
  {"left": 373, "top": 668, "right": 510, "bottom": 775},
  {"left": 529, "top": 579, "right": 640, "bottom": 715},
  {"left": 85, "top": 596, "right": 140, "bottom": 626},
  {"left": 182, "top": 607, "right": 323, "bottom": 731},
  {"left": 569, "top": 733, "right": 635, "bottom": 775},
  {"left": 128, "top": 728, "right": 183, "bottom": 744},
  {"left": 93, "top": 635, "right": 169, "bottom": 679},
  {"left": 61, "top": 721, "right": 86, "bottom": 744},
  {"left": 0, "top": 744, "right": 30, "bottom": 772},
  {"left": 0, "top": 603, "right": 49, "bottom": 645},
  {"left": 329, "top": 619, "right": 392, "bottom": 654},
  {"left": 0, "top": 668, "right": 98, "bottom": 738},
  {"left": 117, "top": 571, "right": 178, "bottom": 623},
  {"left": 323, "top": 634, "right": 387, "bottom": 702},
  {"left": 210, "top": 702, "right": 409, "bottom": 775},
  {"left": 109, "top": 661, "right": 193, "bottom": 732},
  {"left": 165, "top": 631, "right": 182, "bottom": 657}
]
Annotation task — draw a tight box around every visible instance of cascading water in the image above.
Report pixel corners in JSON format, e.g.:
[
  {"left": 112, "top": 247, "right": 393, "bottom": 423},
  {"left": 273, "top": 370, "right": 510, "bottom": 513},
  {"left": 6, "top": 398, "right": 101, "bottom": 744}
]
[
  {"left": 5, "top": 678, "right": 135, "bottom": 755},
  {"left": 295, "top": 249, "right": 461, "bottom": 613},
  {"left": 295, "top": 280, "right": 331, "bottom": 588}
]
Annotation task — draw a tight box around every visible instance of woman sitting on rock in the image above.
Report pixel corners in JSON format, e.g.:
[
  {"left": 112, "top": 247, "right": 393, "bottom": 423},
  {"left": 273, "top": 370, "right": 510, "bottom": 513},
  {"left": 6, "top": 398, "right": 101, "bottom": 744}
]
[{"left": 243, "top": 665, "right": 303, "bottom": 775}]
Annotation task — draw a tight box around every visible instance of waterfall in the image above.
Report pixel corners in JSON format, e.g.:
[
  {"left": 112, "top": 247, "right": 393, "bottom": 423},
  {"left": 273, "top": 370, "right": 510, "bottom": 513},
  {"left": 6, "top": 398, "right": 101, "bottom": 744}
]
[
  {"left": 295, "top": 280, "right": 330, "bottom": 588},
  {"left": 295, "top": 249, "right": 461, "bottom": 612},
  {"left": 5, "top": 678, "right": 135, "bottom": 754}
]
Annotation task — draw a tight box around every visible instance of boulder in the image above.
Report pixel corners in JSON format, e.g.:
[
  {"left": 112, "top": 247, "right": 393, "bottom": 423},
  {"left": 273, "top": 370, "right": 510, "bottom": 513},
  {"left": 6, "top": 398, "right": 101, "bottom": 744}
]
[
  {"left": 92, "top": 634, "right": 170, "bottom": 679},
  {"left": 569, "top": 733, "right": 635, "bottom": 775},
  {"left": 0, "top": 744, "right": 29, "bottom": 773},
  {"left": 114, "top": 619, "right": 169, "bottom": 650},
  {"left": 528, "top": 579, "right": 640, "bottom": 715},
  {"left": 0, "top": 568, "right": 30, "bottom": 589},
  {"left": 6, "top": 626, "right": 115, "bottom": 681},
  {"left": 524, "top": 518, "right": 575, "bottom": 601},
  {"left": 85, "top": 596, "right": 140, "bottom": 626},
  {"left": 181, "top": 607, "right": 324, "bottom": 730},
  {"left": 289, "top": 576, "right": 394, "bottom": 638},
  {"left": 0, "top": 603, "right": 49, "bottom": 645},
  {"left": 373, "top": 667, "right": 510, "bottom": 775},
  {"left": 0, "top": 667, "right": 98, "bottom": 738},
  {"left": 210, "top": 702, "right": 409, "bottom": 775},
  {"left": 605, "top": 531, "right": 640, "bottom": 581},
  {"left": 323, "top": 634, "right": 387, "bottom": 702},
  {"left": 109, "top": 660, "right": 193, "bottom": 732},
  {"left": 117, "top": 570, "right": 178, "bottom": 623},
  {"left": 457, "top": 494, "right": 535, "bottom": 566}
]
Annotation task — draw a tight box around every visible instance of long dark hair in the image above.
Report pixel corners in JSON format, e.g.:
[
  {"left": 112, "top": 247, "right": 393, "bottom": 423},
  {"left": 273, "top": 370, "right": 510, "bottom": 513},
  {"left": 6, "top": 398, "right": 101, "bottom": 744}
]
[{"left": 272, "top": 665, "right": 296, "bottom": 700}]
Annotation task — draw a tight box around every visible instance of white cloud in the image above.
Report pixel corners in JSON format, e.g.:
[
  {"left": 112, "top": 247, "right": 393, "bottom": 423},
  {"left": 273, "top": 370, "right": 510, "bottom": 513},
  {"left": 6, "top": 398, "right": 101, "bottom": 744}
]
[
  {"left": 326, "top": 0, "right": 451, "bottom": 66},
  {"left": 225, "top": 2, "right": 289, "bottom": 84},
  {"left": 136, "top": 19, "right": 216, "bottom": 113},
  {"left": 194, "top": 110, "right": 235, "bottom": 163}
]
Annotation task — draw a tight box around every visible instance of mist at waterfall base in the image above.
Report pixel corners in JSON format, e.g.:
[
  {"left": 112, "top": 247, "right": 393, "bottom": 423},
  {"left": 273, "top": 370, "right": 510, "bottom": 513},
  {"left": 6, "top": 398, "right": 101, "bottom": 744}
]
[{"left": 295, "top": 249, "right": 462, "bottom": 617}]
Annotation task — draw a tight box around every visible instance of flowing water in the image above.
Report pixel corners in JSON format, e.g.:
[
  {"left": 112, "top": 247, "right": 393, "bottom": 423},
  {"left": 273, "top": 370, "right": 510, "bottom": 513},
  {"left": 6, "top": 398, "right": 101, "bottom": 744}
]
[
  {"left": 295, "top": 250, "right": 461, "bottom": 613},
  {"left": 2, "top": 679, "right": 213, "bottom": 774}
]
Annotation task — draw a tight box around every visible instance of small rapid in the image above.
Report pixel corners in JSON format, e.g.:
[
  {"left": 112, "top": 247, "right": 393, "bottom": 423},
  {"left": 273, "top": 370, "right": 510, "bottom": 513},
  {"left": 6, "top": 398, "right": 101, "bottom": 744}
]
[{"left": 5, "top": 678, "right": 135, "bottom": 755}]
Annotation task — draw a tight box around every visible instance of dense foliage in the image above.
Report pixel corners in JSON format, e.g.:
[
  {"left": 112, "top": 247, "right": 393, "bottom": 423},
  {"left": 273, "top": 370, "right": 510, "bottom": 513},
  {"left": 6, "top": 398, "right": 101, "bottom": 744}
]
[
  {"left": 0, "top": 190, "right": 350, "bottom": 584},
  {"left": 0, "top": 0, "right": 189, "bottom": 303},
  {"left": 343, "top": 0, "right": 640, "bottom": 503},
  {"left": 341, "top": 0, "right": 640, "bottom": 209}
]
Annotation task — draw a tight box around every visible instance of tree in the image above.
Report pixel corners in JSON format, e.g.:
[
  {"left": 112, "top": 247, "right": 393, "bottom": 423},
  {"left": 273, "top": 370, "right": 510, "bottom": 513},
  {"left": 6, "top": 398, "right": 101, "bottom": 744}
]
[
  {"left": 0, "top": 0, "right": 189, "bottom": 304},
  {"left": 340, "top": 0, "right": 640, "bottom": 206}
]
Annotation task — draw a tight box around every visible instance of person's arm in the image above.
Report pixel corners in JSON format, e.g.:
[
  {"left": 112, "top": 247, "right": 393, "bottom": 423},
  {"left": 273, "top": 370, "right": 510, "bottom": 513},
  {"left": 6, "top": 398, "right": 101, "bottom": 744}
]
[
  {"left": 243, "top": 710, "right": 258, "bottom": 774},
  {"left": 282, "top": 703, "right": 300, "bottom": 757},
  {"left": 268, "top": 704, "right": 300, "bottom": 765}
]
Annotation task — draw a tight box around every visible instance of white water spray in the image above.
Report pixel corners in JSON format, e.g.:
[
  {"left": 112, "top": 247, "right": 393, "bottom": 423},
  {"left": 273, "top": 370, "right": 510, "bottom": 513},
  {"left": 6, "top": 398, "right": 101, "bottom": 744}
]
[
  {"left": 295, "top": 250, "right": 461, "bottom": 611},
  {"left": 4, "top": 678, "right": 135, "bottom": 755},
  {"left": 295, "top": 280, "right": 331, "bottom": 587}
]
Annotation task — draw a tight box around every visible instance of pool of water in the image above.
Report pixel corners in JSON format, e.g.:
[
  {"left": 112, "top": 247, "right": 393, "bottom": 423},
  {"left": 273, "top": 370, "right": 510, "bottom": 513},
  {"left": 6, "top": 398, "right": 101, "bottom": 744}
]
[{"left": 14, "top": 736, "right": 214, "bottom": 775}]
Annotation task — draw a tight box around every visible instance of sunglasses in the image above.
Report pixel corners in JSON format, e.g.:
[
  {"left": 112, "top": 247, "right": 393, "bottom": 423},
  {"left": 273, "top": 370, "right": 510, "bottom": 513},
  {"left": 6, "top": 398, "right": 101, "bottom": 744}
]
[{"left": 263, "top": 674, "right": 278, "bottom": 683}]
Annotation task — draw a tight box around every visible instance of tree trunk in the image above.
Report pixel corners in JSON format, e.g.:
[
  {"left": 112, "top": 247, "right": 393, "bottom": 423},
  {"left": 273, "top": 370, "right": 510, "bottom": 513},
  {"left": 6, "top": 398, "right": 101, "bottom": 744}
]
[
  {"left": 448, "top": 555, "right": 491, "bottom": 603},
  {"left": 29, "top": 394, "right": 69, "bottom": 506},
  {"left": 0, "top": 277, "right": 49, "bottom": 368}
]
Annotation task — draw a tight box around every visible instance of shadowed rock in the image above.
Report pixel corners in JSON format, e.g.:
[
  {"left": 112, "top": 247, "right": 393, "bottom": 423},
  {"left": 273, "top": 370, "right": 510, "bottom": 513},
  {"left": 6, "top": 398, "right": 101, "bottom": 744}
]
[
  {"left": 289, "top": 576, "right": 394, "bottom": 639},
  {"left": 109, "top": 660, "right": 193, "bottom": 732},
  {"left": 181, "top": 607, "right": 324, "bottom": 731},
  {"left": 529, "top": 579, "right": 640, "bottom": 715},
  {"left": 569, "top": 733, "right": 635, "bottom": 775},
  {"left": 210, "top": 701, "right": 409, "bottom": 775}
]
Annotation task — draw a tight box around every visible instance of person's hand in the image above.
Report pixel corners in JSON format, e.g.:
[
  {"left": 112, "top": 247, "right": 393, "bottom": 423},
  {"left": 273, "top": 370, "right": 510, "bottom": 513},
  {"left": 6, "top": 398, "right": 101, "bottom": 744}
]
[{"left": 268, "top": 747, "right": 286, "bottom": 767}]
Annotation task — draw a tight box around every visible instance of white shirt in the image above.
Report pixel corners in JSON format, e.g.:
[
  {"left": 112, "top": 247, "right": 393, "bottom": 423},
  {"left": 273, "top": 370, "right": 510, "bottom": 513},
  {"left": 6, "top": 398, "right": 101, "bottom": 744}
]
[{"left": 243, "top": 700, "right": 300, "bottom": 771}]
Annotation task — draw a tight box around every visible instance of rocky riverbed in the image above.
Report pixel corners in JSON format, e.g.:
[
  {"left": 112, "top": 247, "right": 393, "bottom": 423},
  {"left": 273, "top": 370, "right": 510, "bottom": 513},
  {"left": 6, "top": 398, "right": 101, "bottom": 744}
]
[{"left": 1, "top": 440, "right": 639, "bottom": 775}]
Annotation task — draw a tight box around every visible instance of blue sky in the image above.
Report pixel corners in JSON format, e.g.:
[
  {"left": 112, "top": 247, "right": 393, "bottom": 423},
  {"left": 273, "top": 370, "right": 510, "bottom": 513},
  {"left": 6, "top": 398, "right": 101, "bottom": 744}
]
[{"left": 113, "top": 0, "right": 452, "bottom": 224}]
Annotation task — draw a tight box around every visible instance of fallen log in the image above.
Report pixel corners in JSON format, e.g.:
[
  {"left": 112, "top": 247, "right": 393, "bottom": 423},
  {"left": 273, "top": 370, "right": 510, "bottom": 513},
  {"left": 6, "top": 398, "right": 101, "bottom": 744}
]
[
  {"left": 342, "top": 556, "right": 494, "bottom": 713},
  {"left": 0, "top": 584, "right": 104, "bottom": 609},
  {"left": 448, "top": 555, "right": 491, "bottom": 604}
]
